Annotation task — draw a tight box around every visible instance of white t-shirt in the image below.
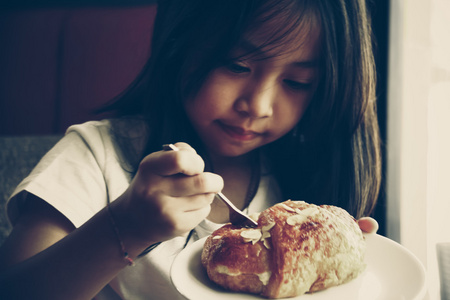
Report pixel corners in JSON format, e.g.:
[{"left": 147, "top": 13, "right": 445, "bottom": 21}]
[{"left": 7, "top": 119, "right": 282, "bottom": 300}]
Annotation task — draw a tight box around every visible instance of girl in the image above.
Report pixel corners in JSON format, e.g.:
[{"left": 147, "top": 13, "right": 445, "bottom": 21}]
[{"left": 0, "top": 0, "right": 381, "bottom": 299}]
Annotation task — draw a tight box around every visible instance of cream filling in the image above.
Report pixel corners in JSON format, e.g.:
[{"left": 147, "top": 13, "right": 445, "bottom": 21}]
[
  {"left": 215, "top": 265, "right": 272, "bottom": 285},
  {"left": 256, "top": 271, "right": 272, "bottom": 285}
]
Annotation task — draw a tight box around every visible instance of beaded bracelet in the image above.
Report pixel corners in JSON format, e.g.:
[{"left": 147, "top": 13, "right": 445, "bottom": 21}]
[{"left": 107, "top": 203, "right": 135, "bottom": 266}]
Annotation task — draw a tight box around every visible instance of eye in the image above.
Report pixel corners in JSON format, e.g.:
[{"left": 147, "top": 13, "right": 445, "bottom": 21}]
[
  {"left": 226, "top": 63, "right": 250, "bottom": 74},
  {"left": 283, "top": 79, "right": 313, "bottom": 91}
]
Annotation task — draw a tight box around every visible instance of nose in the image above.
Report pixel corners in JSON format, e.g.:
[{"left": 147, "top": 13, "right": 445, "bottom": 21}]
[{"left": 233, "top": 80, "right": 274, "bottom": 119}]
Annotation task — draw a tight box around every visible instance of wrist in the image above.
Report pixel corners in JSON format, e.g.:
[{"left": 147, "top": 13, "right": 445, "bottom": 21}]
[
  {"left": 106, "top": 203, "right": 136, "bottom": 266},
  {"left": 107, "top": 196, "right": 160, "bottom": 260}
]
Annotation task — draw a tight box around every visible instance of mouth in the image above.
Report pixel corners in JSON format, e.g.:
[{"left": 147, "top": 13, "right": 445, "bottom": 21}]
[{"left": 216, "top": 121, "right": 263, "bottom": 141}]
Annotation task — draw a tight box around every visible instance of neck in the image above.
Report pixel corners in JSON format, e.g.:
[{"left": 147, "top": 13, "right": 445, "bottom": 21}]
[{"left": 207, "top": 151, "right": 255, "bottom": 172}]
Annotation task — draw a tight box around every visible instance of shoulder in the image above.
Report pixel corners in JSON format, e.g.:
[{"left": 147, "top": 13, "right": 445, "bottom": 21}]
[
  {"left": 66, "top": 118, "right": 147, "bottom": 140},
  {"left": 65, "top": 119, "right": 115, "bottom": 143},
  {"left": 64, "top": 118, "right": 148, "bottom": 160}
]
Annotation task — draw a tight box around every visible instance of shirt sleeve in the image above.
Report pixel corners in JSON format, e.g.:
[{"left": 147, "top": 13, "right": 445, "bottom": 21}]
[{"left": 7, "top": 121, "right": 131, "bottom": 228}]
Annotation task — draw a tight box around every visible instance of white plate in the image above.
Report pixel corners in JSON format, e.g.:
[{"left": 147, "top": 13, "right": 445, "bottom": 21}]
[{"left": 171, "top": 234, "right": 427, "bottom": 300}]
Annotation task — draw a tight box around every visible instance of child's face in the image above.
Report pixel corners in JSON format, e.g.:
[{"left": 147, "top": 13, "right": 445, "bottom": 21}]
[{"left": 184, "top": 24, "right": 322, "bottom": 158}]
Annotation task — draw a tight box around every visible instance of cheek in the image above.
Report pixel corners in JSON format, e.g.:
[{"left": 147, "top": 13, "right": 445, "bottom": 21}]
[
  {"left": 188, "top": 76, "right": 239, "bottom": 117},
  {"left": 184, "top": 86, "right": 227, "bottom": 127}
]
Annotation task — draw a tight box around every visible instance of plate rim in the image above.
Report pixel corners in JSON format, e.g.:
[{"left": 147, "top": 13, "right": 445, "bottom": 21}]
[{"left": 171, "top": 234, "right": 427, "bottom": 300}]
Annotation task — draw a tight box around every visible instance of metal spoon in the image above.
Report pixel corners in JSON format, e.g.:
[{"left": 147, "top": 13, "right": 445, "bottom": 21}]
[
  {"left": 215, "top": 192, "right": 258, "bottom": 227},
  {"left": 163, "top": 144, "right": 258, "bottom": 227}
]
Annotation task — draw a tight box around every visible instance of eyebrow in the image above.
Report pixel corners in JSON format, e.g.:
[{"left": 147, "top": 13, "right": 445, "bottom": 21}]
[{"left": 236, "top": 40, "right": 319, "bottom": 69}]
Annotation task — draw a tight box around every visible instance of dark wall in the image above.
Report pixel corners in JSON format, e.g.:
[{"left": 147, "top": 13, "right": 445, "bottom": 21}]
[
  {"left": 0, "top": 4, "right": 157, "bottom": 135},
  {"left": 1, "top": 0, "right": 157, "bottom": 9}
]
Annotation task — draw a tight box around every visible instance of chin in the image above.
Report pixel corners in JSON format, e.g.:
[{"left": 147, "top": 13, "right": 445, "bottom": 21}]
[
  {"left": 213, "top": 140, "right": 269, "bottom": 158},
  {"left": 205, "top": 142, "right": 252, "bottom": 158},
  {"left": 215, "top": 147, "right": 251, "bottom": 158}
]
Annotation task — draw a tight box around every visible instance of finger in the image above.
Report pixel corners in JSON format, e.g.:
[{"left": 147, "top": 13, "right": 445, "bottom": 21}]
[
  {"left": 184, "top": 204, "right": 212, "bottom": 224},
  {"left": 156, "top": 197, "right": 213, "bottom": 237},
  {"left": 162, "top": 172, "right": 224, "bottom": 197},
  {"left": 171, "top": 142, "right": 197, "bottom": 153},
  {"left": 173, "top": 193, "right": 216, "bottom": 213},
  {"left": 175, "top": 204, "right": 212, "bottom": 233},
  {"left": 139, "top": 148, "right": 205, "bottom": 176},
  {"left": 168, "top": 148, "right": 205, "bottom": 175},
  {"left": 357, "top": 217, "right": 379, "bottom": 234}
]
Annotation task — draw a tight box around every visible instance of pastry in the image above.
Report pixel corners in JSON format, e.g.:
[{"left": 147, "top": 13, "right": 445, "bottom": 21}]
[{"left": 201, "top": 200, "right": 366, "bottom": 298}]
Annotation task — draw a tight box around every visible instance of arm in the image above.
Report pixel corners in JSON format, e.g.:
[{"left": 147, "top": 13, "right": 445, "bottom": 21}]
[
  {"left": 0, "top": 195, "right": 136, "bottom": 300},
  {"left": 0, "top": 143, "right": 223, "bottom": 299}
]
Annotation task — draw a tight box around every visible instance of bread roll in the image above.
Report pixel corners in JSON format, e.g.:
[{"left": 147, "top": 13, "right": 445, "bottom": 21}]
[{"left": 201, "top": 200, "right": 366, "bottom": 298}]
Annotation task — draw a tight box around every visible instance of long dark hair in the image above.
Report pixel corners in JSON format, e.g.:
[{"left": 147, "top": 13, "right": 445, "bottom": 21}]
[
  {"left": 267, "top": 0, "right": 381, "bottom": 218},
  {"left": 100, "top": 0, "right": 381, "bottom": 219}
]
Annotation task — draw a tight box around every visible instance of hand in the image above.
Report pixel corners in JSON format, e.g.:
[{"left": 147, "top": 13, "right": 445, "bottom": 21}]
[
  {"left": 357, "top": 217, "right": 379, "bottom": 234},
  {"left": 114, "top": 142, "right": 223, "bottom": 246}
]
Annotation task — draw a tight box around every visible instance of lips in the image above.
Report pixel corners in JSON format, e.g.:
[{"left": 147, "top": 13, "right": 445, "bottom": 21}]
[{"left": 217, "top": 121, "right": 262, "bottom": 141}]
